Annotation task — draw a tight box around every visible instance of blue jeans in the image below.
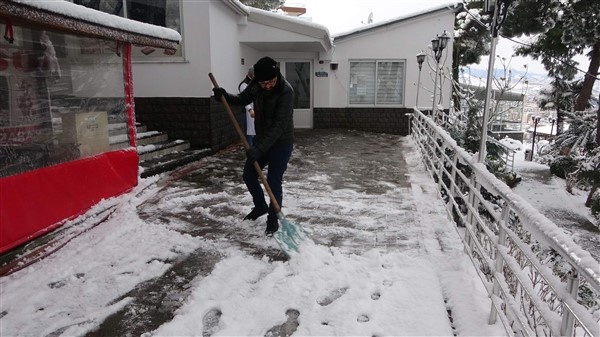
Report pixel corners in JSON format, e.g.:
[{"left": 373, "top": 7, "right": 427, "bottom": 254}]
[
  {"left": 243, "top": 142, "right": 293, "bottom": 222},
  {"left": 246, "top": 135, "right": 255, "bottom": 146}
]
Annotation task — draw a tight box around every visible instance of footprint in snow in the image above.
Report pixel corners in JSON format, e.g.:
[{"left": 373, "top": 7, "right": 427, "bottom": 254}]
[
  {"left": 202, "top": 308, "right": 222, "bottom": 337},
  {"left": 47, "top": 273, "right": 85, "bottom": 289},
  {"left": 316, "top": 287, "right": 348, "bottom": 306},
  {"left": 264, "top": 309, "right": 300, "bottom": 337},
  {"left": 371, "top": 291, "right": 381, "bottom": 300},
  {"left": 357, "top": 314, "right": 370, "bottom": 323}
]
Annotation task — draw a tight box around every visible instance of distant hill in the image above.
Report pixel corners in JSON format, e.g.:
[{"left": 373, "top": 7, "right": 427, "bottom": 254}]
[
  {"left": 465, "top": 67, "right": 548, "bottom": 84},
  {"left": 462, "top": 67, "right": 599, "bottom": 100},
  {"left": 460, "top": 67, "right": 547, "bottom": 95}
]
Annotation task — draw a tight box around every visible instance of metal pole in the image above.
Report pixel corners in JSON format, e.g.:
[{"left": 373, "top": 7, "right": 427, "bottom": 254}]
[
  {"left": 560, "top": 271, "right": 579, "bottom": 336},
  {"left": 432, "top": 62, "right": 439, "bottom": 122},
  {"left": 531, "top": 117, "right": 539, "bottom": 157},
  {"left": 416, "top": 69, "right": 422, "bottom": 107},
  {"left": 477, "top": 3, "right": 500, "bottom": 163}
]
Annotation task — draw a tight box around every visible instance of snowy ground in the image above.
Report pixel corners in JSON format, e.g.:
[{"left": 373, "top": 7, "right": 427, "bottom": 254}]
[
  {"left": 502, "top": 139, "right": 600, "bottom": 262},
  {"left": 0, "top": 130, "right": 508, "bottom": 337}
]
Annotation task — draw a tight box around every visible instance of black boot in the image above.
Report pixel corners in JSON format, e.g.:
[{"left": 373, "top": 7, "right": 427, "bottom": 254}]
[
  {"left": 265, "top": 216, "right": 279, "bottom": 237},
  {"left": 244, "top": 204, "right": 268, "bottom": 220}
]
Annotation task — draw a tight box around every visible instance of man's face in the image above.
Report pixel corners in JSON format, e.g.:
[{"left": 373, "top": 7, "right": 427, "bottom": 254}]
[{"left": 258, "top": 76, "right": 277, "bottom": 91}]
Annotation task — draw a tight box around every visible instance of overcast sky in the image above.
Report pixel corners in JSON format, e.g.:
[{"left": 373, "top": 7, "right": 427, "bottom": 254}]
[{"left": 297, "top": 0, "right": 591, "bottom": 76}]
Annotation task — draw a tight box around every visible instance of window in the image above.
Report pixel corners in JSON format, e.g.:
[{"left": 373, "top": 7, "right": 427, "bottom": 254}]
[
  {"left": 349, "top": 60, "right": 405, "bottom": 105},
  {"left": 71, "top": 0, "right": 182, "bottom": 58},
  {"left": 1, "top": 23, "right": 128, "bottom": 177}
]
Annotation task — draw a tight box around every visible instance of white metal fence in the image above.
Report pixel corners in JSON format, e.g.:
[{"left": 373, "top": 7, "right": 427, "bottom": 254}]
[
  {"left": 487, "top": 136, "right": 516, "bottom": 172},
  {"left": 411, "top": 108, "right": 600, "bottom": 337}
]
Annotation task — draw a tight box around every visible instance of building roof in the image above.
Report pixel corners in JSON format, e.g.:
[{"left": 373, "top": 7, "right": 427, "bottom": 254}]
[
  {"left": 0, "top": 0, "right": 180, "bottom": 50},
  {"left": 333, "top": 2, "right": 462, "bottom": 42},
  {"left": 280, "top": 4, "right": 306, "bottom": 17},
  {"left": 223, "top": 0, "right": 333, "bottom": 53}
]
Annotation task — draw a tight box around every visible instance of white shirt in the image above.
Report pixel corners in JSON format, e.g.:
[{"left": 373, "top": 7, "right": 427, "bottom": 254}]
[{"left": 239, "top": 82, "right": 255, "bottom": 136}]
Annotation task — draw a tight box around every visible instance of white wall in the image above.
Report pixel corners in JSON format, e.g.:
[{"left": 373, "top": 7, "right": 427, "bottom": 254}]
[
  {"left": 313, "top": 60, "right": 333, "bottom": 108},
  {"left": 132, "top": 1, "right": 456, "bottom": 116},
  {"left": 208, "top": 3, "right": 249, "bottom": 92},
  {"left": 326, "top": 10, "right": 455, "bottom": 110},
  {"left": 132, "top": 1, "right": 212, "bottom": 98}
]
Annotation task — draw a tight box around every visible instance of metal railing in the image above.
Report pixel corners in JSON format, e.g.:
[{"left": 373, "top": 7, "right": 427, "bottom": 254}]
[
  {"left": 487, "top": 136, "right": 516, "bottom": 172},
  {"left": 411, "top": 108, "right": 600, "bottom": 337}
]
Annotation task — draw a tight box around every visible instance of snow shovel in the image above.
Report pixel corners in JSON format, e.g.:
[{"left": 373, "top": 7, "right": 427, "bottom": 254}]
[{"left": 209, "top": 73, "right": 308, "bottom": 254}]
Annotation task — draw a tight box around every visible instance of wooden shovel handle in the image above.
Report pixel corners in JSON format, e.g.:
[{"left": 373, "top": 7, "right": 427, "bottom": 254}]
[{"left": 208, "top": 73, "right": 281, "bottom": 214}]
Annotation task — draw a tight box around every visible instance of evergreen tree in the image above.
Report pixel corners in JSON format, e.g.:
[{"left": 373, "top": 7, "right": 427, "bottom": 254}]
[
  {"left": 537, "top": 77, "right": 581, "bottom": 136},
  {"left": 501, "top": 0, "right": 600, "bottom": 139},
  {"left": 452, "top": 1, "right": 492, "bottom": 110},
  {"left": 239, "top": 0, "right": 284, "bottom": 11},
  {"left": 549, "top": 109, "right": 599, "bottom": 219}
]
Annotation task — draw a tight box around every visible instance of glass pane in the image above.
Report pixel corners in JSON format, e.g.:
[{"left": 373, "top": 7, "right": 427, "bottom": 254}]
[
  {"left": 1, "top": 23, "right": 127, "bottom": 178},
  {"left": 285, "top": 62, "right": 310, "bottom": 109},
  {"left": 376, "top": 61, "right": 404, "bottom": 105},
  {"left": 69, "top": 0, "right": 182, "bottom": 58},
  {"left": 127, "top": 0, "right": 166, "bottom": 26},
  {"left": 129, "top": 0, "right": 183, "bottom": 58},
  {"left": 349, "top": 62, "right": 375, "bottom": 104},
  {"left": 72, "top": 0, "right": 124, "bottom": 15}
]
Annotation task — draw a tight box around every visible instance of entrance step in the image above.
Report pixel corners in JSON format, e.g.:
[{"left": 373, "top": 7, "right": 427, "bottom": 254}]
[
  {"left": 110, "top": 130, "right": 169, "bottom": 151},
  {"left": 138, "top": 140, "right": 191, "bottom": 161},
  {"left": 139, "top": 148, "right": 212, "bottom": 178},
  {"left": 107, "top": 122, "right": 212, "bottom": 177}
]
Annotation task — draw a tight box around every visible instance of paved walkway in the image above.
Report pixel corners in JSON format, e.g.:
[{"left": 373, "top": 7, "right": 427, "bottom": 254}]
[
  {"left": 126, "top": 130, "right": 419, "bottom": 335},
  {"left": 511, "top": 157, "right": 600, "bottom": 262},
  {"left": 1, "top": 129, "right": 502, "bottom": 336}
]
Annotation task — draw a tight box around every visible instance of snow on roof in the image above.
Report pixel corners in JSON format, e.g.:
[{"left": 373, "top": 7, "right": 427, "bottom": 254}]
[
  {"left": 246, "top": 6, "right": 331, "bottom": 37},
  {"left": 333, "top": 2, "right": 462, "bottom": 41},
  {"left": 225, "top": 0, "right": 331, "bottom": 48},
  {"left": 221, "top": 0, "right": 250, "bottom": 16},
  {"left": 7, "top": 0, "right": 181, "bottom": 42}
]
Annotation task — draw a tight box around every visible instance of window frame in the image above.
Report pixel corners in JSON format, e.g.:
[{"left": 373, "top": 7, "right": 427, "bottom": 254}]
[
  {"left": 348, "top": 59, "right": 406, "bottom": 107},
  {"left": 70, "top": 0, "right": 185, "bottom": 62}
]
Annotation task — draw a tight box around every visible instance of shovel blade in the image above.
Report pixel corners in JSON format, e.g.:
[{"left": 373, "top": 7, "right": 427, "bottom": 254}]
[{"left": 273, "top": 214, "right": 308, "bottom": 254}]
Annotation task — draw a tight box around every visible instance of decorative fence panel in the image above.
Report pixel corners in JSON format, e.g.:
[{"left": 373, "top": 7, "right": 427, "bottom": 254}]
[{"left": 411, "top": 108, "right": 600, "bottom": 337}]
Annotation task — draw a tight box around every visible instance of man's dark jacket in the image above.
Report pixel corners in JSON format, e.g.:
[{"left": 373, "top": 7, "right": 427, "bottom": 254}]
[{"left": 226, "top": 74, "right": 294, "bottom": 154}]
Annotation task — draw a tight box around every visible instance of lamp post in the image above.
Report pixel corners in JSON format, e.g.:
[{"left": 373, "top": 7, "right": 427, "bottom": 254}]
[
  {"left": 416, "top": 51, "right": 426, "bottom": 107},
  {"left": 550, "top": 117, "right": 556, "bottom": 138},
  {"left": 431, "top": 31, "right": 450, "bottom": 124},
  {"left": 531, "top": 116, "right": 541, "bottom": 159},
  {"left": 478, "top": 0, "right": 512, "bottom": 163}
]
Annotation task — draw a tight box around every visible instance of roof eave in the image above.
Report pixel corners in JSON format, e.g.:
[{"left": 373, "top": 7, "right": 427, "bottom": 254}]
[
  {"left": 246, "top": 7, "right": 332, "bottom": 51},
  {"left": 221, "top": 0, "right": 250, "bottom": 16},
  {"left": 333, "top": 3, "right": 463, "bottom": 42},
  {"left": 0, "top": 0, "right": 179, "bottom": 50}
]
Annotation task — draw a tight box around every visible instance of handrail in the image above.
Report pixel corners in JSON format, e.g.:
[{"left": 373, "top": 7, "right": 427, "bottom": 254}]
[
  {"left": 411, "top": 108, "right": 600, "bottom": 337},
  {"left": 487, "top": 136, "right": 516, "bottom": 172}
]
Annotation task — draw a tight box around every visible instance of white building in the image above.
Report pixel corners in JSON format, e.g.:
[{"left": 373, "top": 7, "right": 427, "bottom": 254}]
[{"left": 125, "top": 0, "right": 460, "bottom": 146}]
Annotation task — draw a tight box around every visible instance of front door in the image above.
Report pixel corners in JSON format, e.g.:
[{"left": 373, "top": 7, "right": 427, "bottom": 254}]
[{"left": 279, "top": 61, "right": 312, "bottom": 128}]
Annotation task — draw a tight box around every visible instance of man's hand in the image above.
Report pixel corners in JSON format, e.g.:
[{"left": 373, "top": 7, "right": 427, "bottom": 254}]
[
  {"left": 246, "top": 147, "right": 262, "bottom": 162},
  {"left": 212, "top": 87, "right": 227, "bottom": 101}
]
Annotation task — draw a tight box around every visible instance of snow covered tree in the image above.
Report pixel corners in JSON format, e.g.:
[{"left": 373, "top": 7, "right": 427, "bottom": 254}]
[
  {"left": 549, "top": 109, "right": 598, "bottom": 219},
  {"left": 537, "top": 77, "right": 581, "bottom": 135},
  {"left": 452, "top": 1, "right": 492, "bottom": 110},
  {"left": 501, "top": 0, "right": 600, "bottom": 138},
  {"left": 239, "top": 0, "right": 284, "bottom": 11},
  {"left": 579, "top": 146, "right": 599, "bottom": 213}
]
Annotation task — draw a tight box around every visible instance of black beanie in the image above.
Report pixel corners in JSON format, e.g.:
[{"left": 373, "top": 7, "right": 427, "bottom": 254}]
[{"left": 253, "top": 57, "right": 278, "bottom": 81}]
